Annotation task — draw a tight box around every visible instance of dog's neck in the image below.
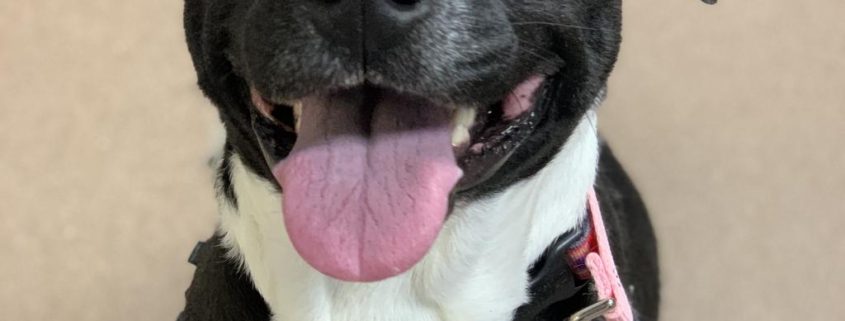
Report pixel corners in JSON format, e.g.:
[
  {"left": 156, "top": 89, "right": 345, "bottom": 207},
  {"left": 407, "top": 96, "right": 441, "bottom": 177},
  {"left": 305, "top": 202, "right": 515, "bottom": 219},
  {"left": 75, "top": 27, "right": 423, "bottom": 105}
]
[{"left": 216, "top": 111, "right": 599, "bottom": 321}]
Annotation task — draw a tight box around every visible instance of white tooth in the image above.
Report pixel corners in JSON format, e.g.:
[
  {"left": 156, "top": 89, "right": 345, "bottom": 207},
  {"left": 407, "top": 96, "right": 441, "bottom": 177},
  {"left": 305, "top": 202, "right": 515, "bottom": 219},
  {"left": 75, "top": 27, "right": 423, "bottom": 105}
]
[
  {"left": 293, "top": 101, "right": 303, "bottom": 132},
  {"left": 453, "top": 107, "right": 476, "bottom": 129},
  {"left": 451, "top": 107, "right": 476, "bottom": 147},
  {"left": 452, "top": 125, "right": 470, "bottom": 147}
]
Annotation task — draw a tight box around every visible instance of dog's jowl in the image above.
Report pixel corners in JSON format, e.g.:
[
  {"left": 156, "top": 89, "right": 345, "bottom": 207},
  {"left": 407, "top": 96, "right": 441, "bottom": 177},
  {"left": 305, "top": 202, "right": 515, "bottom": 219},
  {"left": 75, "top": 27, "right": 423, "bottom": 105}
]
[{"left": 180, "top": 1, "right": 659, "bottom": 320}]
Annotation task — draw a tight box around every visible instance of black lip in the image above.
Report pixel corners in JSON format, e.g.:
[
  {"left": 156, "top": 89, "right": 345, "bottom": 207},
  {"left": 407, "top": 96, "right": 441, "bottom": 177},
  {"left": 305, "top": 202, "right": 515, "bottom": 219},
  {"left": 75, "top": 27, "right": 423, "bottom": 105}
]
[
  {"left": 248, "top": 79, "right": 551, "bottom": 196},
  {"left": 251, "top": 107, "right": 296, "bottom": 170},
  {"left": 455, "top": 79, "right": 549, "bottom": 191}
]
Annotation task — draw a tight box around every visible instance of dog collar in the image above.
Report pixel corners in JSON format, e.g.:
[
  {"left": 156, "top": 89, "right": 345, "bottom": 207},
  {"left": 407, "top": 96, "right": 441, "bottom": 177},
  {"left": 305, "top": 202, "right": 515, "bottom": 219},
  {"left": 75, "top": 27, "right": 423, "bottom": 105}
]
[
  {"left": 514, "top": 188, "right": 634, "bottom": 321},
  {"left": 579, "top": 188, "right": 633, "bottom": 321}
]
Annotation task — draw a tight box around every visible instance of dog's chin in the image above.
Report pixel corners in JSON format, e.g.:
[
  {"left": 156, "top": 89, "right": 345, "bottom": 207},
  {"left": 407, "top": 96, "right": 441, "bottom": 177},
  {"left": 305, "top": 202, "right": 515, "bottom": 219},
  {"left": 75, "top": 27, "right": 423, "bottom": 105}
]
[{"left": 245, "top": 76, "right": 548, "bottom": 282}]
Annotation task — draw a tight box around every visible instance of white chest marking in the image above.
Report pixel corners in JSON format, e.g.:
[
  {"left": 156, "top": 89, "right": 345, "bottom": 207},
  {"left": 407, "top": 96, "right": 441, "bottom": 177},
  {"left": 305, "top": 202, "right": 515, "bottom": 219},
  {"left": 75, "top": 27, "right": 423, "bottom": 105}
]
[{"left": 218, "top": 112, "right": 599, "bottom": 321}]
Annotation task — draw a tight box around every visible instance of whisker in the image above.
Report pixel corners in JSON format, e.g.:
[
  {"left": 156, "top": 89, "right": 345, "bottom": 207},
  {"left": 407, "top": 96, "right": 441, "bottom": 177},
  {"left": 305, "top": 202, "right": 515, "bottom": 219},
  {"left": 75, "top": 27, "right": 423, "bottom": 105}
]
[
  {"left": 511, "top": 21, "right": 607, "bottom": 32},
  {"left": 515, "top": 40, "right": 562, "bottom": 66},
  {"left": 517, "top": 47, "right": 559, "bottom": 66}
]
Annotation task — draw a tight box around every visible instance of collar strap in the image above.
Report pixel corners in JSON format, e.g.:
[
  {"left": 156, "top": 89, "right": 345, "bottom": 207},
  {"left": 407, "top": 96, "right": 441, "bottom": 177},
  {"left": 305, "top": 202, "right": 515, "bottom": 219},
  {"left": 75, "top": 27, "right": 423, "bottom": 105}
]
[
  {"left": 582, "top": 188, "right": 633, "bottom": 321},
  {"left": 514, "top": 188, "right": 634, "bottom": 321}
]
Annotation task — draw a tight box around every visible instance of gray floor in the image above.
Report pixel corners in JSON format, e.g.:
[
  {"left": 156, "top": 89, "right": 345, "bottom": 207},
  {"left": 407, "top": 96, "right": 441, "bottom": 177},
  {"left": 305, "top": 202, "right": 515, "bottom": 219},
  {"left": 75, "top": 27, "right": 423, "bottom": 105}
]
[{"left": 2, "top": 0, "right": 843, "bottom": 320}]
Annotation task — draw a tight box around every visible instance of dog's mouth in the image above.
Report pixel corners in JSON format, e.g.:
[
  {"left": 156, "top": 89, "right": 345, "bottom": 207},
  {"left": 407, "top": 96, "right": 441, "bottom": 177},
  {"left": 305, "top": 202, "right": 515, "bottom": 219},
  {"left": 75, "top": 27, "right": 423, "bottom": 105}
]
[{"left": 248, "top": 76, "right": 547, "bottom": 282}]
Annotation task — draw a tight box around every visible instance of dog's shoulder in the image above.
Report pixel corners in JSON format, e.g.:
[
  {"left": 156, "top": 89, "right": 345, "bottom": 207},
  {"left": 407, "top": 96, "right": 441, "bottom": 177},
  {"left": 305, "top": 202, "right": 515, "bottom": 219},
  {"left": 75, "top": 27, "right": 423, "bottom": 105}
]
[{"left": 596, "top": 142, "right": 660, "bottom": 320}]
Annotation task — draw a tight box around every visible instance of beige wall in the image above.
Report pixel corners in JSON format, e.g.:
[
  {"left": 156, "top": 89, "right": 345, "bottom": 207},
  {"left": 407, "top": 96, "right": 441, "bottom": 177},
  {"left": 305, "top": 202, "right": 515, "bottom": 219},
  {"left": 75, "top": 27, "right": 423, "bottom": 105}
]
[{"left": 1, "top": 0, "right": 843, "bottom": 320}]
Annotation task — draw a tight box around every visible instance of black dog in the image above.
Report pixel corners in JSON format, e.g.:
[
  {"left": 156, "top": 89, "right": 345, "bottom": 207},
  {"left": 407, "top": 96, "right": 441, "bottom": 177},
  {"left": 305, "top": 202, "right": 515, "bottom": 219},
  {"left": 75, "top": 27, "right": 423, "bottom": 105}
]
[{"left": 180, "top": 1, "right": 660, "bottom": 320}]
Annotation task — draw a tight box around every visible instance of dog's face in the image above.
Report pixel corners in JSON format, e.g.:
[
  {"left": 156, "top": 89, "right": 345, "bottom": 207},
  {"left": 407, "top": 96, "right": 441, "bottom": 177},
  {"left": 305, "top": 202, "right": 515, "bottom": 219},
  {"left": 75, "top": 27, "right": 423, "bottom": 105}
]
[{"left": 185, "top": 0, "right": 621, "bottom": 282}]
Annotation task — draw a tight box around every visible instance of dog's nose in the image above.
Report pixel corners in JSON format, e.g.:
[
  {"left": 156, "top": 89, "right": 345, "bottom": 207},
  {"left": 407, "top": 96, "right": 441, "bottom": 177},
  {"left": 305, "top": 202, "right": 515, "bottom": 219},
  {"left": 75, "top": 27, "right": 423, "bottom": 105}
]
[
  {"left": 364, "top": 0, "right": 431, "bottom": 50},
  {"left": 311, "top": 0, "right": 431, "bottom": 54}
]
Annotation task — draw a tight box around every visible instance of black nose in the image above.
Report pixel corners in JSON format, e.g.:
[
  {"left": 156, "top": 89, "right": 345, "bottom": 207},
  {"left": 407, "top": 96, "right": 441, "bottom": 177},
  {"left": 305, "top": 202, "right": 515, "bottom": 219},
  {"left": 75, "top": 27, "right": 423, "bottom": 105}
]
[{"left": 310, "top": 0, "right": 432, "bottom": 54}]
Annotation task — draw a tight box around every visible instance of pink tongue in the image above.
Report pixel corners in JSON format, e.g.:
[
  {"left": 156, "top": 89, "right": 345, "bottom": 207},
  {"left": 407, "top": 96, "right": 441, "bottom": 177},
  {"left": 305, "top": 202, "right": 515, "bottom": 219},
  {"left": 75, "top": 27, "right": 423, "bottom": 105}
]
[{"left": 273, "top": 93, "right": 462, "bottom": 282}]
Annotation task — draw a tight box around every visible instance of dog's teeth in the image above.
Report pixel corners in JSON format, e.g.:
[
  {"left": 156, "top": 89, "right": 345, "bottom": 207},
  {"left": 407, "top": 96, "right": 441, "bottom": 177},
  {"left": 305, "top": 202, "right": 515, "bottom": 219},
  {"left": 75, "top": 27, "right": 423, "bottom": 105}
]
[
  {"left": 452, "top": 125, "right": 470, "bottom": 147},
  {"left": 451, "top": 108, "right": 476, "bottom": 147},
  {"left": 453, "top": 107, "right": 476, "bottom": 129},
  {"left": 293, "top": 101, "right": 302, "bottom": 132}
]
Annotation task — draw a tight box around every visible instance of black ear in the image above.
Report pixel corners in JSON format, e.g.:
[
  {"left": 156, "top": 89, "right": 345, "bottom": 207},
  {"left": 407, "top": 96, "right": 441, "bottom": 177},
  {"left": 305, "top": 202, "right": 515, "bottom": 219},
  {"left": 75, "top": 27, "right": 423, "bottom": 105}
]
[{"left": 701, "top": 0, "right": 717, "bottom": 4}]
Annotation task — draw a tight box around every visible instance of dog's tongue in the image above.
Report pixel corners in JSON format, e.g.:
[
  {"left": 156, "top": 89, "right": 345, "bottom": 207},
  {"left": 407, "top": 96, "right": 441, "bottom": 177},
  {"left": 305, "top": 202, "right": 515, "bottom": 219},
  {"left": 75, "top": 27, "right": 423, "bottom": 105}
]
[{"left": 273, "top": 92, "right": 462, "bottom": 282}]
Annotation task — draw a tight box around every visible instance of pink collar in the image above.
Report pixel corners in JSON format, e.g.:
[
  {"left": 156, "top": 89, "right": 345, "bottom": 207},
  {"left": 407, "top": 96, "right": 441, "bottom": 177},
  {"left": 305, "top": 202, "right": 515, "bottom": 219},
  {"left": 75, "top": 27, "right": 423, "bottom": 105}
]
[{"left": 567, "top": 188, "right": 634, "bottom": 321}]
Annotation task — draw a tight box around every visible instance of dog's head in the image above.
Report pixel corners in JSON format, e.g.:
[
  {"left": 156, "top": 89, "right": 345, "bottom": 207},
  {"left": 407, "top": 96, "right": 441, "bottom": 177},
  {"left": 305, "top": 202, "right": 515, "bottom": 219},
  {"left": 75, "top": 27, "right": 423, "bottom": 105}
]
[{"left": 185, "top": 0, "right": 621, "bottom": 282}]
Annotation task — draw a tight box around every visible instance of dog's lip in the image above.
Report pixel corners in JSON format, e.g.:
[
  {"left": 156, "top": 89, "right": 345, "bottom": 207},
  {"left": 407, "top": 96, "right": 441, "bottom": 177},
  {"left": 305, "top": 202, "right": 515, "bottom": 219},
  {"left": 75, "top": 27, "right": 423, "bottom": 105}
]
[
  {"left": 247, "top": 76, "right": 547, "bottom": 192},
  {"left": 250, "top": 87, "right": 300, "bottom": 132},
  {"left": 250, "top": 88, "right": 279, "bottom": 123},
  {"left": 453, "top": 76, "right": 547, "bottom": 190}
]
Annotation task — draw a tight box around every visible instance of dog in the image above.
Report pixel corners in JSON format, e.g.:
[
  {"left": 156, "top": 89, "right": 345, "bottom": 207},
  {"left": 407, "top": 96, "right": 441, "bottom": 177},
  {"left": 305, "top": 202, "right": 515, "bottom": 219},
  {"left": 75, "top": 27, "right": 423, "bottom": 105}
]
[{"left": 179, "top": 0, "right": 660, "bottom": 320}]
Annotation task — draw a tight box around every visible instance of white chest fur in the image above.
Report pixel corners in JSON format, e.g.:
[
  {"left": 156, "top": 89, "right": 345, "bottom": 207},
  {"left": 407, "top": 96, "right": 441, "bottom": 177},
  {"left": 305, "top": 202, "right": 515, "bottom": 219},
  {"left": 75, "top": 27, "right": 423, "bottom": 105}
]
[{"left": 217, "top": 112, "right": 599, "bottom": 321}]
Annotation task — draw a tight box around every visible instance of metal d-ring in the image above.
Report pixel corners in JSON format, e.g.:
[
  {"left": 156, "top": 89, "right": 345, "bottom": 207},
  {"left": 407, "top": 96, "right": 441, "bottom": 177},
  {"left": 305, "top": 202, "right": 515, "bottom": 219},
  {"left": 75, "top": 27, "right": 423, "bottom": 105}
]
[{"left": 568, "top": 298, "right": 616, "bottom": 321}]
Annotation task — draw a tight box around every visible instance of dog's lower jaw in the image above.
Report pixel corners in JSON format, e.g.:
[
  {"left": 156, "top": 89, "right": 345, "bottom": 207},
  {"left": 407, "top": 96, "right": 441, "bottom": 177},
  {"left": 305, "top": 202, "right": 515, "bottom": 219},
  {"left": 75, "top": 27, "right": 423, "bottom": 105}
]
[{"left": 216, "top": 110, "right": 600, "bottom": 321}]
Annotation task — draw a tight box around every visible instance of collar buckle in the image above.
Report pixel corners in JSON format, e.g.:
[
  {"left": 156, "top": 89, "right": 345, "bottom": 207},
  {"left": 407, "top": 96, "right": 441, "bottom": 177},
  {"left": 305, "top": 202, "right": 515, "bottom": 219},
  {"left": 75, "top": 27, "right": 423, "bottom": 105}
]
[{"left": 568, "top": 298, "right": 616, "bottom": 321}]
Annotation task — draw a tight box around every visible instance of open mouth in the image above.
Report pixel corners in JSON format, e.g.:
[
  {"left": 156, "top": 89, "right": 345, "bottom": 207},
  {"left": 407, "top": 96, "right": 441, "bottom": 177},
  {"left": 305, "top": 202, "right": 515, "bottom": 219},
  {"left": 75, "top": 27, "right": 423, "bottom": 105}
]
[{"left": 249, "top": 76, "right": 547, "bottom": 282}]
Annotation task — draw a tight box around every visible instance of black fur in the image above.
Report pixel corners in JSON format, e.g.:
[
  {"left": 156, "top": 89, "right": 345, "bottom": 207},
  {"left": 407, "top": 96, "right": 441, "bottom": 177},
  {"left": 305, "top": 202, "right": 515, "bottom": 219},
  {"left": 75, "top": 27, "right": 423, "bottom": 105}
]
[
  {"left": 179, "top": 236, "right": 270, "bottom": 321},
  {"left": 596, "top": 142, "right": 661, "bottom": 320}
]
